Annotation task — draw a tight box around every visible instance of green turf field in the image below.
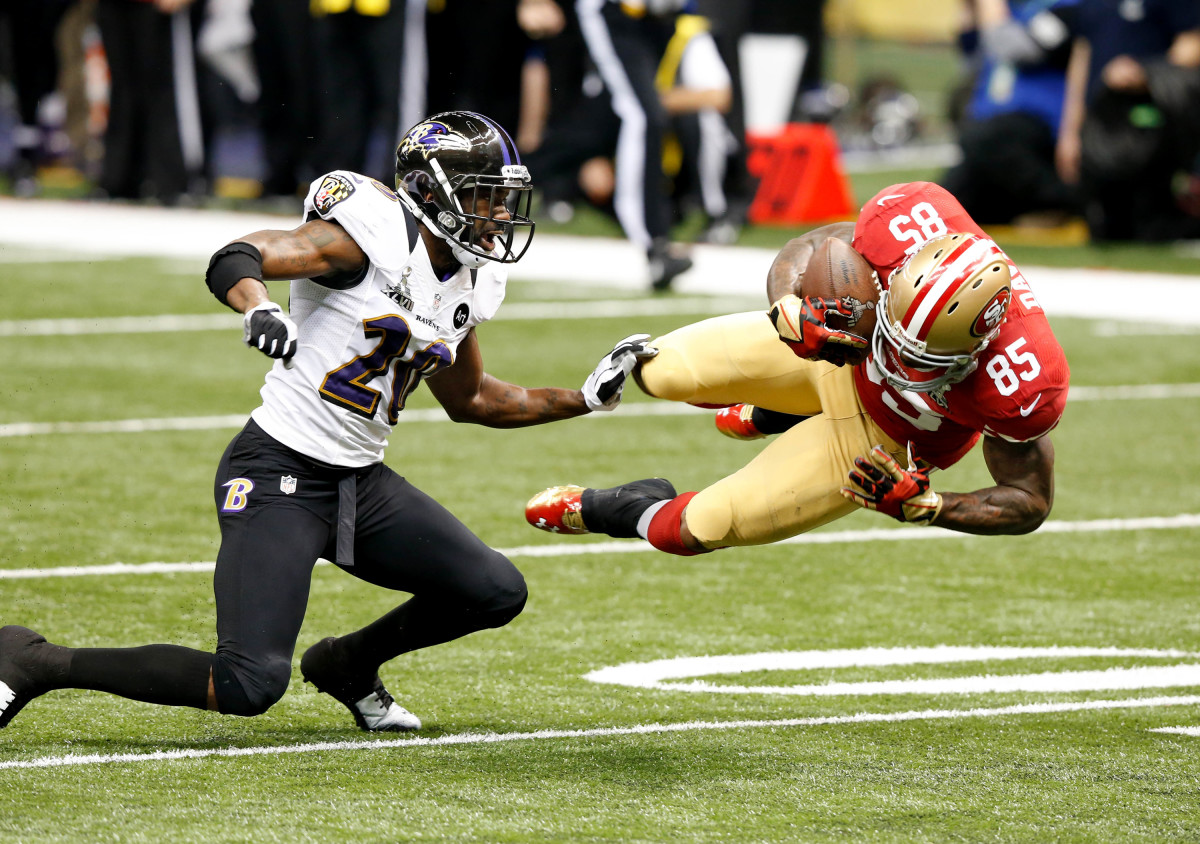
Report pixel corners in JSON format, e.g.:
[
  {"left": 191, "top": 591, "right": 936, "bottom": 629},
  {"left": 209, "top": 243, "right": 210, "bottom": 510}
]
[{"left": 2, "top": 247, "right": 1199, "bottom": 843}]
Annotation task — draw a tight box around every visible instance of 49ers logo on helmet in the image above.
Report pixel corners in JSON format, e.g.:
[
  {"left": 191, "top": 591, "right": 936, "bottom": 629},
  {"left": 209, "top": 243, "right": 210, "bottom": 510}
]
[
  {"left": 397, "top": 121, "right": 471, "bottom": 160},
  {"left": 971, "top": 287, "right": 1011, "bottom": 337}
]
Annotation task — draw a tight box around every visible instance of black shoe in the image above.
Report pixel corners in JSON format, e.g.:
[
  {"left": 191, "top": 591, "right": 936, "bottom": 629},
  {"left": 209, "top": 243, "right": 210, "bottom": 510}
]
[
  {"left": 0, "top": 625, "right": 67, "bottom": 728},
  {"left": 648, "top": 240, "right": 693, "bottom": 292},
  {"left": 300, "top": 637, "right": 420, "bottom": 732},
  {"left": 581, "top": 478, "right": 678, "bottom": 538}
]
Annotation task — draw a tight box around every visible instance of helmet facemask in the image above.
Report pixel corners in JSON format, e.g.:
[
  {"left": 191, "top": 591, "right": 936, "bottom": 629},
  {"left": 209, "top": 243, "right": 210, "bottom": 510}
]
[{"left": 870, "top": 233, "right": 1012, "bottom": 393}]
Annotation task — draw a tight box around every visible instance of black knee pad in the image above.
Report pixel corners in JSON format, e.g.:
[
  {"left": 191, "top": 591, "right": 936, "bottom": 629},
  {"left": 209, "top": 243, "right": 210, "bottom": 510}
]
[{"left": 211, "top": 651, "right": 292, "bottom": 717}]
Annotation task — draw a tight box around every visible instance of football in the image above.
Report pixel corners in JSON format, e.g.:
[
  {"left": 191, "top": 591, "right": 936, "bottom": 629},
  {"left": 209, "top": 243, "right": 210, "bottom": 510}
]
[{"left": 799, "top": 237, "right": 881, "bottom": 366}]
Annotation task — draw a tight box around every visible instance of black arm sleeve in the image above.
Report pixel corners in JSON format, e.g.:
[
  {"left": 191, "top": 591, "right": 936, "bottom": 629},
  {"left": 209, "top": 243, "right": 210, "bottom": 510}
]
[{"left": 206, "top": 242, "right": 263, "bottom": 310}]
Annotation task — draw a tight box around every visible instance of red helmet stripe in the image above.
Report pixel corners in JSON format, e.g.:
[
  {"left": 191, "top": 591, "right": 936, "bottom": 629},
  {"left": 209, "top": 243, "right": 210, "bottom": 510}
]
[{"left": 901, "top": 237, "right": 978, "bottom": 340}]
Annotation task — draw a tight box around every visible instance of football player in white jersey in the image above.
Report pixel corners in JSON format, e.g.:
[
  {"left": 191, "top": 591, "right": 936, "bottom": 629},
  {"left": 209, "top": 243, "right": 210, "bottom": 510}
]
[{"left": 0, "top": 111, "right": 654, "bottom": 733}]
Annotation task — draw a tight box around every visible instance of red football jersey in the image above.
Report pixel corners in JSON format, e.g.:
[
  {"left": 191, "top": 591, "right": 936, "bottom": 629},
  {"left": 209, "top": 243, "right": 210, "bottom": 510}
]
[{"left": 850, "top": 182, "right": 1070, "bottom": 469}]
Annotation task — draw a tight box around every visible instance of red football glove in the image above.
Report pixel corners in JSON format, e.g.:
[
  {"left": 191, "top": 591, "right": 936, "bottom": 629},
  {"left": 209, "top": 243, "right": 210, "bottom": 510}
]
[
  {"left": 768, "top": 294, "right": 868, "bottom": 362},
  {"left": 840, "top": 445, "right": 943, "bottom": 525}
]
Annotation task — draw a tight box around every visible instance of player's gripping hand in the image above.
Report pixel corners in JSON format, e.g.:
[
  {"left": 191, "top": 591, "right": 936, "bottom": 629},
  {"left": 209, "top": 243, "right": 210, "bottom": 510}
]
[
  {"left": 840, "top": 445, "right": 943, "bottom": 525},
  {"left": 768, "top": 294, "right": 867, "bottom": 361},
  {"left": 243, "top": 301, "right": 298, "bottom": 360},
  {"left": 582, "top": 333, "right": 657, "bottom": 411}
]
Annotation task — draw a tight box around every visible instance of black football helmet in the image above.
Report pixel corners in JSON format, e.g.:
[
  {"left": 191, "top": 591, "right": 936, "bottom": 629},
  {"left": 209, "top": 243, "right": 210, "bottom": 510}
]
[{"left": 395, "top": 111, "right": 535, "bottom": 268}]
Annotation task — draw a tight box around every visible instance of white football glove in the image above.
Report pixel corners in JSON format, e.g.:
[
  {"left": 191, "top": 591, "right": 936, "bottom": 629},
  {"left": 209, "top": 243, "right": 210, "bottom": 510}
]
[
  {"left": 582, "top": 333, "right": 657, "bottom": 411},
  {"left": 243, "top": 301, "right": 298, "bottom": 360}
]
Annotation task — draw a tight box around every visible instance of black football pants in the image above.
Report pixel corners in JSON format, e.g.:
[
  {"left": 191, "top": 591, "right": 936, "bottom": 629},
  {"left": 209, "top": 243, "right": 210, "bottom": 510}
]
[
  {"left": 63, "top": 420, "right": 527, "bottom": 717},
  {"left": 207, "top": 420, "right": 527, "bottom": 715}
]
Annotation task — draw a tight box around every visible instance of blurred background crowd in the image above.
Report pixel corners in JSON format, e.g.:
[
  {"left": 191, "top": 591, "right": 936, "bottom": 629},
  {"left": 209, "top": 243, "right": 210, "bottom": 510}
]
[{"left": 2, "top": 0, "right": 1199, "bottom": 268}]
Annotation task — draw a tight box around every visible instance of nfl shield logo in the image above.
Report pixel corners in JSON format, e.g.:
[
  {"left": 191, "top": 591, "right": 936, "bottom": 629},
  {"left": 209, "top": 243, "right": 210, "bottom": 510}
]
[{"left": 280, "top": 475, "right": 297, "bottom": 495}]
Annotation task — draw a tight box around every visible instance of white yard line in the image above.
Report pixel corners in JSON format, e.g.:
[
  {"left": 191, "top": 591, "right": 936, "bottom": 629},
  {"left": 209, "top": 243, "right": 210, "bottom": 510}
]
[
  {"left": 0, "top": 414, "right": 254, "bottom": 438},
  {"left": 2, "top": 514, "right": 1196, "bottom": 581},
  {"left": 587, "top": 648, "right": 1200, "bottom": 697},
  {"left": 2, "top": 694, "right": 1197, "bottom": 771},
  {"left": 1093, "top": 322, "right": 1200, "bottom": 337},
  {"left": 1151, "top": 726, "right": 1200, "bottom": 736},
  {"left": 1, "top": 381, "right": 1198, "bottom": 439}
]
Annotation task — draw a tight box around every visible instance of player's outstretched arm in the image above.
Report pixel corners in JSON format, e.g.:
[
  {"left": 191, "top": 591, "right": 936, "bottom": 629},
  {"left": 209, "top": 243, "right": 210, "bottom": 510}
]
[
  {"left": 429, "top": 332, "right": 656, "bottom": 426},
  {"left": 765, "top": 222, "right": 855, "bottom": 303},
  {"left": 841, "top": 436, "right": 1055, "bottom": 535},
  {"left": 427, "top": 330, "right": 590, "bottom": 427}
]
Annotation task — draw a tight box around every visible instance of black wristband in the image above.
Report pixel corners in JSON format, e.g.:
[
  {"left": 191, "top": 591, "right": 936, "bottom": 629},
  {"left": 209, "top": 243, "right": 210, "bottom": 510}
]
[{"left": 206, "top": 242, "right": 264, "bottom": 309}]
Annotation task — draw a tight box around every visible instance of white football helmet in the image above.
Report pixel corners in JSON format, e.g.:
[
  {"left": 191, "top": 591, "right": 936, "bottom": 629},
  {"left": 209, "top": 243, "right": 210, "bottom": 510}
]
[{"left": 872, "top": 233, "right": 1012, "bottom": 392}]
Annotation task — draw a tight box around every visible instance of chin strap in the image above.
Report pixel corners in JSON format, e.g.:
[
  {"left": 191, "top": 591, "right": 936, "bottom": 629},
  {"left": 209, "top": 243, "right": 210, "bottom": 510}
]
[
  {"left": 449, "top": 238, "right": 488, "bottom": 269},
  {"left": 398, "top": 190, "right": 489, "bottom": 269}
]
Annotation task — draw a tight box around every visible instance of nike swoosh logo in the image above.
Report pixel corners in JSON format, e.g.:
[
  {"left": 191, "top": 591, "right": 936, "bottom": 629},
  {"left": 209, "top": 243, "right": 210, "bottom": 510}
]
[
  {"left": 1019, "top": 394, "right": 1043, "bottom": 416},
  {"left": 877, "top": 194, "right": 906, "bottom": 206}
]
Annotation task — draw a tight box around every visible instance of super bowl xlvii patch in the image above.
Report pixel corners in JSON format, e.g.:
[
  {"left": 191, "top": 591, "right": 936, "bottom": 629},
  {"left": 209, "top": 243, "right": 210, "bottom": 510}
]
[
  {"left": 314, "top": 174, "right": 355, "bottom": 215},
  {"left": 384, "top": 267, "right": 415, "bottom": 311}
]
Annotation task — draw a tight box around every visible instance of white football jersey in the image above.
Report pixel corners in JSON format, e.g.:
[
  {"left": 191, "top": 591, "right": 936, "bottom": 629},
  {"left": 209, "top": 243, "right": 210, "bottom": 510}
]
[{"left": 250, "top": 170, "right": 507, "bottom": 467}]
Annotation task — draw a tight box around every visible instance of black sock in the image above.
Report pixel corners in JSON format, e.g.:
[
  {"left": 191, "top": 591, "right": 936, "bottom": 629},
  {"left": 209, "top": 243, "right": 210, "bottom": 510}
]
[
  {"left": 334, "top": 598, "right": 481, "bottom": 675},
  {"left": 66, "top": 645, "right": 213, "bottom": 710},
  {"left": 581, "top": 478, "right": 677, "bottom": 538},
  {"left": 751, "top": 407, "right": 808, "bottom": 435}
]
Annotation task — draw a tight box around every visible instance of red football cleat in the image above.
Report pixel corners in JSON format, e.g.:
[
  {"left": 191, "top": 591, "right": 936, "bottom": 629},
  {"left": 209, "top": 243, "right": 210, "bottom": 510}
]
[
  {"left": 525, "top": 485, "right": 590, "bottom": 534},
  {"left": 714, "top": 404, "right": 765, "bottom": 440}
]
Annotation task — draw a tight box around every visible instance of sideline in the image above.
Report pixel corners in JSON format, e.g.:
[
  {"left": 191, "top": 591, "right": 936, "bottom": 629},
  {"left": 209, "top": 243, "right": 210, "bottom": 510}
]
[
  {"left": 1, "top": 199, "right": 1198, "bottom": 324},
  {"left": 3, "top": 694, "right": 1198, "bottom": 770}
]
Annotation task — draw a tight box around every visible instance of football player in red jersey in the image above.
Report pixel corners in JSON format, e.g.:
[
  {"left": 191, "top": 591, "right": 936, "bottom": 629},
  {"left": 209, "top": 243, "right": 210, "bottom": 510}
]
[{"left": 527, "top": 181, "right": 1069, "bottom": 553}]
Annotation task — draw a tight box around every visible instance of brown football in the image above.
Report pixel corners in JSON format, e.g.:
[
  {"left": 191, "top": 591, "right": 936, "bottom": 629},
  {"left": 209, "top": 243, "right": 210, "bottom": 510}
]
[{"left": 800, "top": 236, "right": 880, "bottom": 365}]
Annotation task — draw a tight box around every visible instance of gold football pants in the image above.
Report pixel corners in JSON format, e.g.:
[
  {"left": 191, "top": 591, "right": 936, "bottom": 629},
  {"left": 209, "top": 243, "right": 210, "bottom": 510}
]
[{"left": 636, "top": 311, "right": 903, "bottom": 549}]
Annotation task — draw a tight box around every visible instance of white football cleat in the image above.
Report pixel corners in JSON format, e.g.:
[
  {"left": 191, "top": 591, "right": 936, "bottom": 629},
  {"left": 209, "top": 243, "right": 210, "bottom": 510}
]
[
  {"left": 345, "top": 681, "right": 422, "bottom": 732},
  {"left": 301, "top": 637, "right": 421, "bottom": 732}
]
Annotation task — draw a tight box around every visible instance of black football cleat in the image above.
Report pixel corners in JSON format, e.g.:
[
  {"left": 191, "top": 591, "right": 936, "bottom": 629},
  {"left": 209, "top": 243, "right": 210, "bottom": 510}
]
[
  {"left": 0, "top": 625, "right": 67, "bottom": 728},
  {"left": 300, "top": 637, "right": 420, "bottom": 732}
]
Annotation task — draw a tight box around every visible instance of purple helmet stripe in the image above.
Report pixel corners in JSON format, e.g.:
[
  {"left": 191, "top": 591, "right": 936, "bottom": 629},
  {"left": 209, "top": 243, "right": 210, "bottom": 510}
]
[{"left": 468, "top": 111, "right": 518, "bottom": 166}]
